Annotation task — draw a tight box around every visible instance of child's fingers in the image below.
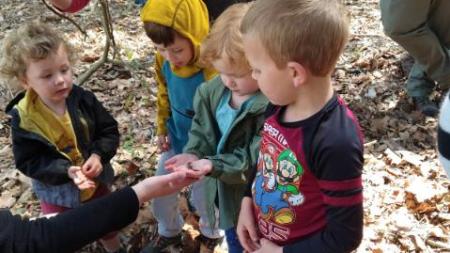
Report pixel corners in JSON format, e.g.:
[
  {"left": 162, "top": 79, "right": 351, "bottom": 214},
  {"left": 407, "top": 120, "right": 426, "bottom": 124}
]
[
  {"left": 185, "top": 170, "right": 204, "bottom": 179},
  {"left": 164, "top": 157, "right": 177, "bottom": 170},
  {"left": 68, "top": 166, "right": 81, "bottom": 179},
  {"left": 93, "top": 167, "right": 102, "bottom": 177},
  {"left": 73, "top": 176, "right": 83, "bottom": 185},
  {"left": 247, "top": 222, "right": 260, "bottom": 244},
  {"left": 81, "top": 163, "right": 92, "bottom": 173},
  {"left": 78, "top": 181, "right": 96, "bottom": 190},
  {"left": 82, "top": 168, "right": 95, "bottom": 178},
  {"left": 239, "top": 230, "right": 258, "bottom": 252},
  {"left": 73, "top": 175, "right": 95, "bottom": 189},
  {"left": 186, "top": 169, "right": 207, "bottom": 178}
]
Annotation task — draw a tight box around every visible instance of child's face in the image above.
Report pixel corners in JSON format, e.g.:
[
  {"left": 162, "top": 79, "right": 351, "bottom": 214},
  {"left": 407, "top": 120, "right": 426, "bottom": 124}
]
[
  {"left": 154, "top": 34, "right": 194, "bottom": 68},
  {"left": 212, "top": 58, "right": 258, "bottom": 96},
  {"left": 243, "top": 34, "right": 296, "bottom": 106},
  {"left": 21, "top": 45, "right": 73, "bottom": 106}
]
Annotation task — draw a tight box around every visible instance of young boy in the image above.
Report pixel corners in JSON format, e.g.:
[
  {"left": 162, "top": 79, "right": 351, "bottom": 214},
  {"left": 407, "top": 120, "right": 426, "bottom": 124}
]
[
  {"left": 164, "top": 3, "right": 267, "bottom": 252},
  {"left": 1, "top": 22, "right": 123, "bottom": 253},
  {"left": 236, "top": 0, "right": 364, "bottom": 252},
  {"left": 139, "top": 0, "right": 216, "bottom": 252}
]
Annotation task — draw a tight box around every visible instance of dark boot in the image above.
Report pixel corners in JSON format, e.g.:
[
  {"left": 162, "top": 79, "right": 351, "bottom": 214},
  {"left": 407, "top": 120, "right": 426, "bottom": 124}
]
[{"left": 413, "top": 96, "right": 439, "bottom": 117}]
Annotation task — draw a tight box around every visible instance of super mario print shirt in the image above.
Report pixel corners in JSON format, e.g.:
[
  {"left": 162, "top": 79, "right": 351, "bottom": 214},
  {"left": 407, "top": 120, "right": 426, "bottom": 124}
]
[{"left": 251, "top": 95, "right": 364, "bottom": 245}]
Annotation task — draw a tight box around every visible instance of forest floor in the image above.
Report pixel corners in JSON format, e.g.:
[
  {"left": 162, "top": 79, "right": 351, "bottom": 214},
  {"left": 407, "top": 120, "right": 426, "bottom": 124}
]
[{"left": 0, "top": 0, "right": 449, "bottom": 252}]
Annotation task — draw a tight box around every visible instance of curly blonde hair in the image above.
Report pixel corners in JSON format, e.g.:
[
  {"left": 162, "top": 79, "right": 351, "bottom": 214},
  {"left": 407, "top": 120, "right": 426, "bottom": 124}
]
[{"left": 0, "top": 21, "right": 76, "bottom": 85}]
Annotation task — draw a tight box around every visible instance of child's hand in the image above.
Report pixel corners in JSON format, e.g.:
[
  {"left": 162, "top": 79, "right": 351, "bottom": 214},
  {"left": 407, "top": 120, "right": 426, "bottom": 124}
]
[
  {"left": 237, "top": 197, "right": 261, "bottom": 252},
  {"left": 156, "top": 135, "right": 170, "bottom": 153},
  {"left": 82, "top": 154, "right": 103, "bottom": 178},
  {"left": 254, "top": 239, "right": 282, "bottom": 253},
  {"left": 68, "top": 166, "right": 96, "bottom": 190},
  {"left": 164, "top": 153, "right": 199, "bottom": 171},
  {"left": 170, "top": 159, "right": 212, "bottom": 179}
]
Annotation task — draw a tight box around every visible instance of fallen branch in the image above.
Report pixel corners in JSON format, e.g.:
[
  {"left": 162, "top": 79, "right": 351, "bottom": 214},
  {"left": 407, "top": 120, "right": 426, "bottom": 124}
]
[
  {"left": 76, "top": 28, "right": 110, "bottom": 85},
  {"left": 76, "top": 0, "right": 121, "bottom": 85}
]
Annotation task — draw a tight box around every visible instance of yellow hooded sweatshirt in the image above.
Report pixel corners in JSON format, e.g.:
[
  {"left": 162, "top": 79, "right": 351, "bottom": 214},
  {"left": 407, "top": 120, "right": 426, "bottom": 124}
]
[{"left": 141, "top": 0, "right": 217, "bottom": 143}]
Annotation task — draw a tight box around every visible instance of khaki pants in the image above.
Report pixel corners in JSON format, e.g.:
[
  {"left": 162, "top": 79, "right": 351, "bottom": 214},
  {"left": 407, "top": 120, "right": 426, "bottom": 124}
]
[{"left": 380, "top": 0, "right": 450, "bottom": 97}]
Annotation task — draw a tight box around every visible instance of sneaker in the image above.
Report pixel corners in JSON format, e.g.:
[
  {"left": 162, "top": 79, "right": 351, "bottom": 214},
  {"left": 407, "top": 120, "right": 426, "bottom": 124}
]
[
  {"left": 197, "top": 234, "right": 223, "bottom": 253},
  {"left": 140, "top": 233, "right": 182, "bottom": 253},
  {"left": 413, "top": 96, "right": 439, "bottom": 117}
]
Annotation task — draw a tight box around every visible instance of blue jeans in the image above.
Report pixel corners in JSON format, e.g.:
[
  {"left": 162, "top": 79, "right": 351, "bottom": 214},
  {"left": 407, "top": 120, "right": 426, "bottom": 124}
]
[{"left": 226, "top": 227, "right": 244, "bottom": 253}]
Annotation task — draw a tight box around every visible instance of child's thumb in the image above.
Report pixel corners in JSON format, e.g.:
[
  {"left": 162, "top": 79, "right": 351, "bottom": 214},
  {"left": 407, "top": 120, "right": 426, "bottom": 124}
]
[
  {"left": 248, "top": 224, "right": 260, "bottom": 242},
  {"left": 164, "top": 157, "right": 176, "bottom": 167}
]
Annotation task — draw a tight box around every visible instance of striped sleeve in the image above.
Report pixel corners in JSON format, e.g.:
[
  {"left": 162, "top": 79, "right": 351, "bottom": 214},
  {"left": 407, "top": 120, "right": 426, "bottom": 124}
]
[
  {"left": 285, "top": 104, "right": 364, "bottom": 252},
  {"left": 318, "top": 177, "right": 363, "bottom": 206},
  {"left": 284, "top": 136, "right": 364, "bottom": 253},
  {"left": 438, "top": 91, "right": 450, "bottom": 178}
]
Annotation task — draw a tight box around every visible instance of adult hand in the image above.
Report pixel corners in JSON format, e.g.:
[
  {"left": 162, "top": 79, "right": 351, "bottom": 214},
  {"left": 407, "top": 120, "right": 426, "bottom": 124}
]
[
  {"left": 132, "top": 171, "right": 197, "bottom": 204},
  {"left": 237, "top": 197, "right": 261, "bottom": 252}
]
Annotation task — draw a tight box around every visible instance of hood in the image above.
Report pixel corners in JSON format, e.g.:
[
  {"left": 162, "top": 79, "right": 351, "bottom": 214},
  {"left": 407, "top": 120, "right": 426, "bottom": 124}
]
[{"left": 141, "top": 0, "right": 210, "bottom": 75}]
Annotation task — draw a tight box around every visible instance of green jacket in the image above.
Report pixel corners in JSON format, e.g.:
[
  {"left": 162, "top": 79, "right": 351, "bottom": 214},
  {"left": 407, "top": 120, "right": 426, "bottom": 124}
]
[{"left": 183, "top": 76, "right": 268, "bottom": 229}]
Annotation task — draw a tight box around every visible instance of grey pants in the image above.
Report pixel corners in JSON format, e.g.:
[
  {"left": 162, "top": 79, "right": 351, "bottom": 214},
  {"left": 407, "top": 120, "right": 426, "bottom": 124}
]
[
  {"left": 151, "top": 149, "right": 224, "bottom": 238},
  {"left": 380, "top": 0, "right": 450, "bottom": 97}
]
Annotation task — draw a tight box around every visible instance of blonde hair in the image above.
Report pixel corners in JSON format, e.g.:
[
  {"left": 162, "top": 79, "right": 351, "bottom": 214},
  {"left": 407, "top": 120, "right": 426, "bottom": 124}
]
[
  {"left": 200, "top": 2, "right": 251, "bottom": 72},
  {"left": 240, "top": 0, "right": 349, "bottom": 76},
  {"left": 0, "top": 21, "right": 76, "bottom": 83}
]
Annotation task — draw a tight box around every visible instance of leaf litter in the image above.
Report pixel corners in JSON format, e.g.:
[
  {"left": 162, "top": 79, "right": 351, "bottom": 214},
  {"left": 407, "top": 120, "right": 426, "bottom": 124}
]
[{"left": 0, "top": 0, "right": 449, "bottom": 252}]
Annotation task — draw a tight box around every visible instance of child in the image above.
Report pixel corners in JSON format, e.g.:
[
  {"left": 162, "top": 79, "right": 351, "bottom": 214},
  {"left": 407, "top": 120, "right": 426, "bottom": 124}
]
[
  {"left": 1, "top": 22, "right": 123, "bottom": 253},
  {"left": 165, "top": 3, "right": 267, "bottom": 252},
  {"left": 236, "top": 0, "right": 364, "bottom": 252},
  {"left": 139, "top": 0, "right": 216, "bottom": 252}
]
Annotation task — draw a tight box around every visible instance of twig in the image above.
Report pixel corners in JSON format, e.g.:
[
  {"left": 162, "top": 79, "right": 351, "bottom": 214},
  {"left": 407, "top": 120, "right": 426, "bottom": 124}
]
[
  {"left": 41, "top": 0, "right": 87, "bottom": 37},
  {"left": 76, "top": 34, "right": 110, "bottom": 85},
  {"left": 74, "top": 0, "right": 124, "bottom": 84},
  {"left": 100, "top": 0, "right": 117, "bottom": 59}
]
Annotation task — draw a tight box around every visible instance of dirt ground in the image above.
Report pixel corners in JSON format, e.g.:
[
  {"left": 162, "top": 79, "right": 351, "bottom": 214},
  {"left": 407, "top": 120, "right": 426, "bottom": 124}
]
[{"left": 0, "top": 0, "right": 449, "bottom": 252}]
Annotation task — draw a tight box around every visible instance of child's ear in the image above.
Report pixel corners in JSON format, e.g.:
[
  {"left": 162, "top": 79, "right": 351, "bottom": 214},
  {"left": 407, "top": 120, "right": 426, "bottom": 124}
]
[
  {"left": 18, "top": 75, "right": 30, "bottom": 90},
  {"left": 287, "top": 61, "right": 307, "bottom": 88}
]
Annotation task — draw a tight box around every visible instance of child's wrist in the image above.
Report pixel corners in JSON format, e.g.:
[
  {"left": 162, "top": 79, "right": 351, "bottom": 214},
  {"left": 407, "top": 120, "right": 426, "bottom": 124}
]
[{"left": 90, "top": 153, "right": 101, "bottom": 160}]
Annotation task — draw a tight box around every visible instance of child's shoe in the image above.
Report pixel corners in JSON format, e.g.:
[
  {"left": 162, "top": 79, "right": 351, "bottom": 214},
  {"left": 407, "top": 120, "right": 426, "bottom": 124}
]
[
  {"left": 140, "top": 233, "right": 182, "bottom": 253},
  {"left": 197, "top": 234, "right": 224, "bottom": 253},
  {"left": 413, "top": 96, "right": 439, "bottom": 117}
]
